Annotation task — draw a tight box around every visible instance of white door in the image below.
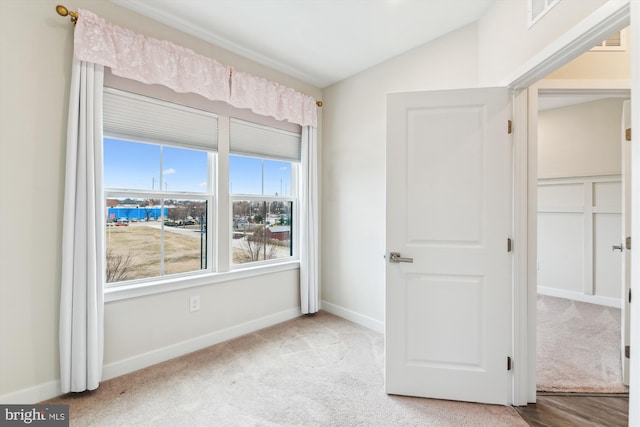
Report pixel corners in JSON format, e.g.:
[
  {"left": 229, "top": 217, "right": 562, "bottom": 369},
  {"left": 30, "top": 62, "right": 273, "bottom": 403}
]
[
  {"left": 385, "top": 87, "right": 513, "bottom": 405},
  {"left": 621, "top": 100, "right": 631, "bottom": 385}
]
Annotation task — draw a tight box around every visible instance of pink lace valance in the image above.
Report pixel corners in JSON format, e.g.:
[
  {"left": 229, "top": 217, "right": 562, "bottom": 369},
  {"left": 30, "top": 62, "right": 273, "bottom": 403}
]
[
  {"left": 230, "top": 71, "right": 317, "bottom": 128},
  {"left": 74, "top": 9, "right": 317, "bottom": 128}
]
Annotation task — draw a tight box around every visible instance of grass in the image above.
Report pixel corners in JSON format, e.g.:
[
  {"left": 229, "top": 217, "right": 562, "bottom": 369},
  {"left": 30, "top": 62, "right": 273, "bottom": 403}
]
[
  {"left": 106, "top": 225, "right": 205, "bottom": 282},
  {"left": 106, "top": 224, "right": 291, "bottom": 283}
]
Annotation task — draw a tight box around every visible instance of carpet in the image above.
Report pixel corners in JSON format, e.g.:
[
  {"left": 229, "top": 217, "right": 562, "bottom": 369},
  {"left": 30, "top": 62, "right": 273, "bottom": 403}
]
[
  {"left": 45, "top": 312, "right": 527, "bottom": 426},
  {"left": 537, "top": 295, "right": 629, "bottom": 393}
]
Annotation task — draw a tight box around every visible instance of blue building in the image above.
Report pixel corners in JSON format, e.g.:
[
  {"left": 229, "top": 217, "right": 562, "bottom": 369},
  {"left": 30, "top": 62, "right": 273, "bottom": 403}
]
[{"left": 107, "top": 207, "right": 168, "bottom": 222}]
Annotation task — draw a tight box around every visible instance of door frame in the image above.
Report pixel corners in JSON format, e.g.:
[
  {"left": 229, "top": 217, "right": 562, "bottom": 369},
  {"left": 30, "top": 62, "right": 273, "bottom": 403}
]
[{"left": 505, "top": 1, "right": 638, "bottom": 419}]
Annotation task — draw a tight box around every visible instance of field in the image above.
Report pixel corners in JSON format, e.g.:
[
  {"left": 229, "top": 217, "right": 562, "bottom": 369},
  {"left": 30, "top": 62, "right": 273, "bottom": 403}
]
[{"left": 105, "top": 224, "right": 284, "bottom": 282}]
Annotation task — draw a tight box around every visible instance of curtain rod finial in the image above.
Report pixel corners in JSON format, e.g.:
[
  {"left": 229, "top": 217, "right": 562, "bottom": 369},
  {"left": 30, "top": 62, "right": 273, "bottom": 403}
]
[
  {"left": 316, "top": 101, "right": 323, "bottom": 107},
  {"left": 56, "top": 5, "right": 78, "bottom": 23}
]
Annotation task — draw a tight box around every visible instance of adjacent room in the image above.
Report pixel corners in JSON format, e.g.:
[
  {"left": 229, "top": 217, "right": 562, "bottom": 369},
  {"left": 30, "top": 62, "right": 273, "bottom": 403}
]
[{"left": 0, "top": 0, "right": 638, "bottom": 426}]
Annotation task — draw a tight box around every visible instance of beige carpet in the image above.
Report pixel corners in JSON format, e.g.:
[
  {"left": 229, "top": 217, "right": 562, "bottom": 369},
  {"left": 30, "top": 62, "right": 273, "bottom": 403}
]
[
  {"left": 537, "top": 295, "right": 629, "bottom": 393},
  {"left": 45, "top": 312, "right": 527, "bottom": 426}
]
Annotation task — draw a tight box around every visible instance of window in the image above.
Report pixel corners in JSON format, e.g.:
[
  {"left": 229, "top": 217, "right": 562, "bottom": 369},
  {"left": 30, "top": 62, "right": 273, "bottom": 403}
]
[
  {"left": 102, "top": 89, "right": 302, "bottom": 289},
  {"left": 229, "top": 119, "right": 300, "bottom": 266},
  {"left": 103, "top": 89, "right": 217, "bottom": 285}
]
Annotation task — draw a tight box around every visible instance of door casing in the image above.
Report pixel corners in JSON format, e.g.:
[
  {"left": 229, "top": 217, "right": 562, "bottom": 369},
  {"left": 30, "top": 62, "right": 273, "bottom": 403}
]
[{"left": 505, "top": 2, "right": 637, "bottom": 419}]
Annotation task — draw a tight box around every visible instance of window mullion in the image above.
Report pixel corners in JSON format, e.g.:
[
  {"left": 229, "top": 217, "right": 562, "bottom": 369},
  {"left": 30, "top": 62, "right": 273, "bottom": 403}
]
[{"left": 217, "top": 116, "right": 231, "bottom": 272}]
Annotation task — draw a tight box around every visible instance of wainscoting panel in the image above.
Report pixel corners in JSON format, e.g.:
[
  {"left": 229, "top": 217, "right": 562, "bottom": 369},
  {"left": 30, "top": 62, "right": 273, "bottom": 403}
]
[{"left": 538, "top": 176, "right": 622, "bottom": 307}]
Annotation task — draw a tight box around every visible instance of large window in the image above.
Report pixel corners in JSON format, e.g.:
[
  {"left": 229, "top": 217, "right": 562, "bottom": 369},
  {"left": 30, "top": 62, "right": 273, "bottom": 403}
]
[
  {"left": 103, "top": 89, "right": 217, "bottom": 286},
  {"left": 230, "top": 156, "right": 296, "bottom": 265},
  {"left": 102, "top": 89, "right": 301, "bottom": 288},
  {"left": 229, "top": 119, "right": 300, "bottom": 266},
  {"left": 104, "top": 139, "right": 213, "bottom": 283}
]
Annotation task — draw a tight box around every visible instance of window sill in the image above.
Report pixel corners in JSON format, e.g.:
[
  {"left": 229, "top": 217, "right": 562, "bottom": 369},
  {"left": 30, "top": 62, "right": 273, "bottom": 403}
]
[{"left": 104, "top": 261, "right": 300, "bottom": 303}]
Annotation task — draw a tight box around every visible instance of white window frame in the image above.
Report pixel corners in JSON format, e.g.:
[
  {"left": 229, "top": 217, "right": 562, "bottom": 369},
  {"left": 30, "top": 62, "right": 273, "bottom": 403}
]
[
  {"left": 101, "top": 83, "right": 303, "bottom": 302},
  {"left": 229, "top": 160, "right": 300, "bottom": 268}
]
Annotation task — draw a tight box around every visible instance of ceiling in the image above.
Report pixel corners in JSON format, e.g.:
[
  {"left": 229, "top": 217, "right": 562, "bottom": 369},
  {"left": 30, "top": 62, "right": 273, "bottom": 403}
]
[{"left": 112, "top": 0, "right": 495, "bottom": 88}]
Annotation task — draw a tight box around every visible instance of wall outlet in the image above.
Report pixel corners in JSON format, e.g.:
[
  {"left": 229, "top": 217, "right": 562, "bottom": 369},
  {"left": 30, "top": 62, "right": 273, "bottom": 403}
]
[{"left": 189, "top": 295, "right": 200, "bottom": 312}]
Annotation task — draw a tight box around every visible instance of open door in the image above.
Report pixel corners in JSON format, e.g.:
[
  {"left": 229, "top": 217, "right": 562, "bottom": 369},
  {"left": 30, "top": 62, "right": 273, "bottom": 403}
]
[
  {"left": 621, "top": 99, "right": 631, "bottom": 385},
  {"left": 385, "top": 87, "right": 513, "bottom": 405}
]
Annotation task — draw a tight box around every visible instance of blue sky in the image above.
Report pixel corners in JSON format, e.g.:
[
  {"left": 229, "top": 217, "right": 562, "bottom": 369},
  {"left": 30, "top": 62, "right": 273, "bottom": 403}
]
[{"left": 104, "top": 138, "right": 291, "bottom": 195}]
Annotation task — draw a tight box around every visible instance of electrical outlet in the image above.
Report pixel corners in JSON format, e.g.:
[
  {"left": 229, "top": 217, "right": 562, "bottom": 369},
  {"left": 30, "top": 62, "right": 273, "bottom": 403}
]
[{"left": 190, "top": 295, "right": 200, "bottom": 312}]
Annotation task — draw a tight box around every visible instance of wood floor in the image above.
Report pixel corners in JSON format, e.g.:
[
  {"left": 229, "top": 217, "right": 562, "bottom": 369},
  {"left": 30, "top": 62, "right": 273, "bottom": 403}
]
[{"left": 515, "top": 393, "right": 629, "bottom": 427}]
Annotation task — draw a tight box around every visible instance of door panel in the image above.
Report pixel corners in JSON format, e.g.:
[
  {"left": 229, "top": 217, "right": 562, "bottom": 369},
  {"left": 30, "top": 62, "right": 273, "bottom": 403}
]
[{"left": 386, "top": 87, "right": 512, "bottom": 405}]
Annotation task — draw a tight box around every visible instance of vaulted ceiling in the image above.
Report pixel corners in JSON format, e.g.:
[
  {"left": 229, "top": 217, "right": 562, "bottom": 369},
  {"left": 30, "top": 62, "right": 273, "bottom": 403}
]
[{"left": 112, "top": 0, "right": 495, "bottom": 88}]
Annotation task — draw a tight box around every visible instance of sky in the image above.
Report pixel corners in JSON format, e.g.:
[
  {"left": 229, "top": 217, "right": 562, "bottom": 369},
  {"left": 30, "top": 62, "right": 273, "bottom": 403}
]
[{"left": 104, "top": 138, "right": 292, "bottom": 196}]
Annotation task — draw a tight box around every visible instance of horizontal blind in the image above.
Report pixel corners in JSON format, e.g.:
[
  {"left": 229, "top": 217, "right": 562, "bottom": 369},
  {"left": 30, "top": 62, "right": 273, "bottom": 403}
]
[
  {"left": 230, "top": 118, "right": 301, "bottom": 161},
  {"left": 103, "top": 88, "right": 218, "bottom": 150}
]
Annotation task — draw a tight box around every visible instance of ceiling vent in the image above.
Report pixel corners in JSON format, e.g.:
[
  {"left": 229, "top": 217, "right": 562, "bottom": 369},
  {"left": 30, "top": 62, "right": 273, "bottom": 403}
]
[{"left": 528, "top": 0, "right": 560, "bottom": 28}]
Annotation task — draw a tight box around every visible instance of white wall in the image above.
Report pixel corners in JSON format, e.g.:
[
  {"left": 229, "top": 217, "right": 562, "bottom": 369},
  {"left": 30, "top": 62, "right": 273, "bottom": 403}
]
[
  {"left": 0, "top": 0, "right": 320, "bottom": 402},
  {"left": 320, "top": 0, "right": 621, "bottom": 328},
  {"left": 537, "top": 177, "right": 622, "bottom": 306},
  {"left": 477, "top": 0, "right": 613, "bottom": 85},
  {"left": 538, "top": 98, "right": 625, "bottom": 178},
  {"left": 536, "top": 98, "right": 625, "bottom": 306},
  {"left": 320, "top": 24, "right": 479, "bottom": 328}
]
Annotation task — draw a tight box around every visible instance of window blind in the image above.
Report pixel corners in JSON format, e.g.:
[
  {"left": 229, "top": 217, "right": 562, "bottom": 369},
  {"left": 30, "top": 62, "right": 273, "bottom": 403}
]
[
  {"left": 103, "top": 88, "right": 218, "bottom": 150},
  {"left": 230, "top": 118, "right": 301, "bottom": 161}
]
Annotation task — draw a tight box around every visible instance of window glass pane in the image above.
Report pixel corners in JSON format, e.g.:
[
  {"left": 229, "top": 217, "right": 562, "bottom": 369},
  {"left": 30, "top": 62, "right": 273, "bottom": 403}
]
[
  {"left": 105, "top": 197, "right": 208, "bottom": 283},
  {"left": 164, "top": 199, "right": 208, "bottom": 274},
  {"left": 263, "top": 159, "right": 292, "bottom": 196},
  {"left": 232, "top": 200, "right": 292, "bottom": 265},
  {"left": 162, "top": 146, "right": 208, "bottom": 193},
  {"left": 229, "top": 155, "right": 262, "bottom": 195},
  {"left": 104, "top": 139, "right": 160, "bottom": 190}
]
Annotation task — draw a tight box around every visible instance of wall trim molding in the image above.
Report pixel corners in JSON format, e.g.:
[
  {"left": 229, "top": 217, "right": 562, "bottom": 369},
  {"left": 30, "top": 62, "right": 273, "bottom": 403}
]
[
  {"left": 538, "top": 286, "right": 622, "bottom": 308},
  {"left": 321, "top": 301, "right": 384, "bottom": 333},
  {"left": 102, "top": 307, "right": 301, "bottom": 381},
  {"left": 0, "top": 307, "right": 301, "bottom": 404}
]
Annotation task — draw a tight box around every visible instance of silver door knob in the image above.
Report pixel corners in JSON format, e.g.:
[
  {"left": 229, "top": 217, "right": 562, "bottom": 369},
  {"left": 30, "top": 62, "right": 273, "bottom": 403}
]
[
  {"left": 389, "top": 252, "right": 413, "bottom": 263},
  {"left": 612, "top": 244, "right": 624, "bottom": 252}
]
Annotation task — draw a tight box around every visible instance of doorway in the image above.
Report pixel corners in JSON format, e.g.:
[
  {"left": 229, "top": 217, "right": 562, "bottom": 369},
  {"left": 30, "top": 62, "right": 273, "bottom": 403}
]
[
  {"left": 535, "top": 90, "right": 629, "bottom": 393},
  {"left": 506, "top": 4, "right": 638, "bottom": 417}
]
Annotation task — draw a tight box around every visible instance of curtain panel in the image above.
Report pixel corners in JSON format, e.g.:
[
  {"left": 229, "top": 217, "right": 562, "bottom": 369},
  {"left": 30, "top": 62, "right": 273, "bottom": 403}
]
[
  {"left": 60, "top": 59, "right": 105, "bottom": 393},
  {"left": 74, "top": 9, "right": 317, "bottom": 128},
  {"left": 60, "top": 9, "right": 320, "bottom": 393},
  {"left": 300, "top": 127, "right": 319, "bottom": 314}
]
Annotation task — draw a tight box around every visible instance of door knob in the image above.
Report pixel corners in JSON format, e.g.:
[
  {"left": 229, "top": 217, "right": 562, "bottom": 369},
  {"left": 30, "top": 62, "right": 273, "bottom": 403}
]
[
  {"left": 389, "top": 252, "right": 413, "bottom": 263},
  {"left": 612, "top": 244, "right": 624, "bottom": 252}
]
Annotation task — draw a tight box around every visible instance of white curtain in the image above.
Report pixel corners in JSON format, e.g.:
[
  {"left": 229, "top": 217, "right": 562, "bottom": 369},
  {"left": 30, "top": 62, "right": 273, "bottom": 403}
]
[
  {"left": 300, "top": 126, "right": 319, "bottom": 314},
  {"left": 60, "top": 59, "right": 105, "bottom": 393}
]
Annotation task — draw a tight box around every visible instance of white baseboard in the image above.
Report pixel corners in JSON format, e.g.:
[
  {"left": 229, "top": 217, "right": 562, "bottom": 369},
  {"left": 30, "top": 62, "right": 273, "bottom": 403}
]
[
  {"left": 0, "top": 307, "right": 300, "bottom": 405},
  {"left": 0, "top": 380, "right": 61, "bottom": 404},
  {"left": 102, "top": 307, "right": 301, "bottom": 381},
  {"left": 320, "top": 301, "right": 384, "bottom": 333},
  {"left": 537, "top": 286, "right": 622, "bottom": 309}
]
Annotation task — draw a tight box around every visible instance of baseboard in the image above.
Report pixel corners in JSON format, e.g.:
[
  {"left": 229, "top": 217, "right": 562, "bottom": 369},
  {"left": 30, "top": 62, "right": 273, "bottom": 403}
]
[
  {"left": 102, "top": 307, "right": 301, "bottom": 381},
  {"left": 537, "top": 287, "right": 621, "bottom": 309},
  {"left": 320, "top": 301, "right": 384, "bottom": 333},
  {"left": 0, "top": 380, "right": 61, "bottom": 405},
  {"left": 0, "top": 307, "right": 301, "bottom": 405}
]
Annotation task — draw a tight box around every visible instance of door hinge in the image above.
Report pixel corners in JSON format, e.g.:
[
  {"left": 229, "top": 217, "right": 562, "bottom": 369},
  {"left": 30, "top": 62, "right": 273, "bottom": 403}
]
[
  {"left": 507, "top": 356, "right": 513, "bottom": 371},
  {"left": 508, "top": 120, "right": 513, "bottom": 134},
  {"left": 625, "top": 346, "right": 630, "bottom": 359},
  {"left": 630, "top": 288, "right": 632, "bottom": 304},
  {"left": 626, "top": 128, "right": 631, "bottom": 141},
  {"left": 507, "top": 238, "right": 513, "bottom": 252},
  {"left": 626, "top": 236, "right": 631, "bottom": 250}
]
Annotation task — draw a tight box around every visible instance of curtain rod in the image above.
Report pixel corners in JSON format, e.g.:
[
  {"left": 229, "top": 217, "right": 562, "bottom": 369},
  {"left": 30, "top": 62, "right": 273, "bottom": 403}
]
[{"left": 55, "top": 5, "right": 324, "bottom": 108}]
